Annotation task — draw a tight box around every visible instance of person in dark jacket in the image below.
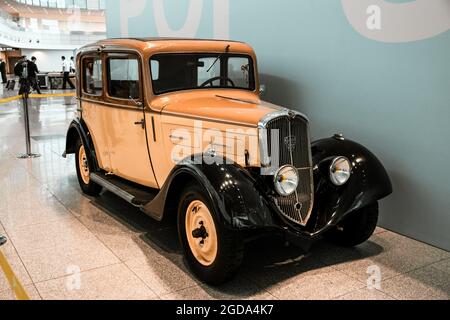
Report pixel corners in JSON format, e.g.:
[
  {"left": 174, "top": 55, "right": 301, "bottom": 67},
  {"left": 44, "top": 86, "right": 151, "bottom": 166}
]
[
  {"left": 28, "top": 57, "right": 41, "bottom": 94},
  {"left": 0, "top": 58, "right": 7, "bottom": 84}
]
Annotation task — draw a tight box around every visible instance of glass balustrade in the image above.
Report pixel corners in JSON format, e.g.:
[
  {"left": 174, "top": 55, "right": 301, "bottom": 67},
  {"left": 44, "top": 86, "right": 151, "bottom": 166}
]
[
  {"left": 12, "top": 0, "right": 106, "bottom": 10},
  {"left": 0, "top": 5, "right": 105, "bottom": 48}
]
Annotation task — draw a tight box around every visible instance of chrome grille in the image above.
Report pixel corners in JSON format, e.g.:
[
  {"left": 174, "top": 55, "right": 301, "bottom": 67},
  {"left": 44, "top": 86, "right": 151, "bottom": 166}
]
[{"left": 263, "top": 113, "right": 314, "bottom": 226}]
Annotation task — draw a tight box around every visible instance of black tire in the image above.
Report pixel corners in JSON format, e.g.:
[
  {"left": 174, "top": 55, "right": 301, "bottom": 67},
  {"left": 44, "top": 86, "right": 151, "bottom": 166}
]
[
  {"left": 75, "top": 138, "right": 102, "bottom": 196},
  {"left": 178, "top": 182, "right": 244, "bottom": 285},
  {"left": 325, "top": 202, "right": 379, "bottom": 247}
]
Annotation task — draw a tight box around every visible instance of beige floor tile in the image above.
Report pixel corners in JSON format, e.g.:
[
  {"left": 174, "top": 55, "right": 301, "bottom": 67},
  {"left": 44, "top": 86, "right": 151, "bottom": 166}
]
[
  {"left": 381, "top": 265, "right": 450, "bottom": 300},
  {"left": 266, "top": 265, "right": 364, "bottom": 300},
  {"left": 35, "top": 264, "right": 158, "bottom": 300},
  {"left": 430, "top": 258, "right": 450, "bottom": 274},
  {"left": 76, "top": 205, "right": 133, "bottom": 234},
  {"left": 125, "top": 255, "right": 199, "bottom": 296},
  {"left": 374, "top": 227, "right": 387, "bottom": 235},
  {"left": 161, "top": 276, "right": 275, "bottom": 300},
  {"left": 239, "top": 236, "right": 364, "bottom": 299},
  {"left": 17, "top": 238, "right": 119, "bottom": 283},
  {"left": 50, "top": 186, "right": 96, "bottom": 217},
  {"left": 75, "top": 207, "right": 163, "bottom": 262},
  {"left": 242, "top": 237, "right": 365, "bottom": 300},
  {"left": 4, "top": 216, "right": 98, "bottom": 253},
  {"left": 0, "top": 241, "right": 33, "bottom": 289},
  {"left": 311, "top": 231, "right": 450, "bottom": 282},
  {"left": 96, "top": 233, "right": 160, "bottom": 262},
  {"left": 0, "top": 284, "right": 42, "bottom": 300},
  {"left": 0, "top": 204, "right": 71, "bottom": 230},
  {"left": 334, "top": 288, "right": 395, "bottom": 300}
]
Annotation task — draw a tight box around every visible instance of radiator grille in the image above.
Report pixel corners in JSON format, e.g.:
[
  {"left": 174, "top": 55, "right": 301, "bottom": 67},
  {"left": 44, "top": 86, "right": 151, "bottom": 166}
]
[{"left": 264, "top": 114, "right": 313, "bottom": 226}]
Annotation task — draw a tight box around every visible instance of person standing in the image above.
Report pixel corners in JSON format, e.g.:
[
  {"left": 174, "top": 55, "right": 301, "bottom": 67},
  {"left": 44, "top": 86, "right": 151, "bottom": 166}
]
[
  {"left": 14, "top": 55, "right": 30, "bottom": 95},
  {"left": 28, "top": 56, "right": 41, "bottom": 94},
  {"left": 61, "top": 56, "right": 75, "bottom": 90},
  {"left": 0, "top": 58, "right": 7, "bottom": 84},
  {"left": 69, "top": 56, "right": 75, "bottom": 73}
]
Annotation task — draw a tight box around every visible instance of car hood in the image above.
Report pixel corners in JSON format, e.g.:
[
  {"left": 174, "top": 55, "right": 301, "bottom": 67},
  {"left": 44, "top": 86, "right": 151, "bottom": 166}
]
[{"left": 154, "top": 90, "right": 284, "bottom": 127}]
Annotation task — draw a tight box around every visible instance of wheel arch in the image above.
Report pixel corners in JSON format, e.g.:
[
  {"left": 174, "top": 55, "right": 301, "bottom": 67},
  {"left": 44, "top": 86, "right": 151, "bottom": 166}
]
[
  {"left": 63, "top": 118, "right": 99, "bottom": 171},
  {"left": 308, "top": 136, "right": 393, "bottom": 234},
  {"left": 142, "top": 156, "right": 275, "bottom": 230}
]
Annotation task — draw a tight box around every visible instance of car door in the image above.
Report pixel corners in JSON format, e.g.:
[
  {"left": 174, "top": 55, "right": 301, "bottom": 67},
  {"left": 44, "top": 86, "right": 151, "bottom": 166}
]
[
  {"left": 104, "top": 52, "right": 158, "bottom": 188},
  {"left": 79, "top": 53, "right": 113, "bottom": 172}
]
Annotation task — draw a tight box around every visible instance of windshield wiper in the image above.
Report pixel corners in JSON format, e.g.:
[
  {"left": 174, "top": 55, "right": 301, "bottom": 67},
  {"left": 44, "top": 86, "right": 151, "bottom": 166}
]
[{"left": 206, "top": 44, "right": 230, "bottom": 73}]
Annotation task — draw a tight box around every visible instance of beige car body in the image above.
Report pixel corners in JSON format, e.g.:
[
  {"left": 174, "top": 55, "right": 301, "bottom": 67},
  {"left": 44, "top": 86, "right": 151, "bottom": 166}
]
[{"left": 77, "top": 38, "right": 283, "bottom": 189}]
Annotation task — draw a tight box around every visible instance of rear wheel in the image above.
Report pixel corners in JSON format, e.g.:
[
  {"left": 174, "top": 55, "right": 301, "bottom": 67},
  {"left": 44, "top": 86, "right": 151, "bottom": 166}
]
[
  {"left": 75, "top": 139, "right": 102, "bottom": 196},
  {"left": 325, "top": 202, "right": 379, "bottom": 247},
  {"left": 178, "top": 183, "right": 243, "bottom": 285}
]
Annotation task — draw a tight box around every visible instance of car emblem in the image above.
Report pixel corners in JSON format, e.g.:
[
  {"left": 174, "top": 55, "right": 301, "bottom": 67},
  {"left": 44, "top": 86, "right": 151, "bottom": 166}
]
[
  {"left": 284, "top": 135, "right": 297, "bottom": 151},
  {"left": 294, "top": 202, "right": 303, "bottom": 212}
]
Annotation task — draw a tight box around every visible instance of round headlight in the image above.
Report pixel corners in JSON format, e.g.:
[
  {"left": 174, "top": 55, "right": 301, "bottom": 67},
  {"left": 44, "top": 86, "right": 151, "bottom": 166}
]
[
  {"left": 274, "top": 165, "right": 299, "bottom": 196},
  {"left": 330, "top": 157, "right": 351, "bottom": 186}
]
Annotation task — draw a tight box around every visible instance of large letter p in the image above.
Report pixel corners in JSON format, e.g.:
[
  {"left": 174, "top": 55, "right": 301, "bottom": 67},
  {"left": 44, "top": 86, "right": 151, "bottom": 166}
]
[{"left": 120, "top": 0, "right": 147, "bottom": 37}]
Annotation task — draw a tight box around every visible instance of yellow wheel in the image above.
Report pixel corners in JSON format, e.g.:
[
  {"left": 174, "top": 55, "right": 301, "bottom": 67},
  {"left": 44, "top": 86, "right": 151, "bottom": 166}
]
[
  {"left": 178, "top": 182, "right": 243, "bottom": 285},
  {"left": 78, "top": 145, "right": 90, "bottom": 184},
  {"left": 75, "top": 139, "right": 102, "bottom": 196},
  {"left": 185, "top": 200, "right": 218, "bottom": 266}
]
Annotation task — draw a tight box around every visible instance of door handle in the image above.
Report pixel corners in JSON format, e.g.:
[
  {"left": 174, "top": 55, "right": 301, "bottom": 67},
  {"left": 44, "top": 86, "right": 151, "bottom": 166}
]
[{"left": 134, "top": 119, "right": 145, "bottom": 129}]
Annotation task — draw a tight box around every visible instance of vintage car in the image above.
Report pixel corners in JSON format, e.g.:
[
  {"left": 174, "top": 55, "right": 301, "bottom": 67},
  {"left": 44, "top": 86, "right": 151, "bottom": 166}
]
[{"left": 64, "top": 38, "right": 392, "bottom": 284}]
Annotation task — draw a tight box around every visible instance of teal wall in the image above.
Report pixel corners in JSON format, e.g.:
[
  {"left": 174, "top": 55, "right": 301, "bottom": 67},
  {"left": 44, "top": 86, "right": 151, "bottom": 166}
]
[{"left": 106, "top": 0, "right": 450, "bottom": 251}]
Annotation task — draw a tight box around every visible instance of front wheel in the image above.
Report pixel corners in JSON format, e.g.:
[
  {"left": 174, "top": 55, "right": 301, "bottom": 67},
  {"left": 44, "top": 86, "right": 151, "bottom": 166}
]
[
  {"left": 178, "top": 183, "right": 243, "bottom": 285},
  {"left": 75, "top": 139, "right": 102, "bottom": 196},
  {"left": 325, "top": 202, "right": 379, "bottom": 247}
]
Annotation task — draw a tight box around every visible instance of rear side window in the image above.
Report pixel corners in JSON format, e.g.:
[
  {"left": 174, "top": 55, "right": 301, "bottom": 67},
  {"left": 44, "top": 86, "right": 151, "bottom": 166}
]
[
  {"left": 107, "top": 57, "right": 140, "bottom": 100},
  {"left": 82, "top": 56, "right": 103, "bottom": 96}
]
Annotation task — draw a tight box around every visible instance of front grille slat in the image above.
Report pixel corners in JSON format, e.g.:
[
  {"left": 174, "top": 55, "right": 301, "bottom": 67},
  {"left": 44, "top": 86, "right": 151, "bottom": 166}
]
[{"left": 266, "top": 115, "right": 314, "bottom": 226}]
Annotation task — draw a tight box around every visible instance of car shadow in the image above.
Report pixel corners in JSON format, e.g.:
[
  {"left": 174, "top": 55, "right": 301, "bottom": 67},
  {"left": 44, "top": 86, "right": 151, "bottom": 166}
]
[{"left": 91, "top": 190, "right": 385, "bottom": 298}]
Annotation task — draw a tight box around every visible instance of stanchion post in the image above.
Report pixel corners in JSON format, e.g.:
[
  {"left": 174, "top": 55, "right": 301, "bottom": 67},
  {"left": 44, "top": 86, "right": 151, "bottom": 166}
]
[{"left": 17, "top": 79, "right": 41, "bottom": 159}]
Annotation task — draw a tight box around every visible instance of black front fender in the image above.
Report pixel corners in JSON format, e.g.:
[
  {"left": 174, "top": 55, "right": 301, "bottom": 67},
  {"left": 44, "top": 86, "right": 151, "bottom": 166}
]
[
  {"left": 308, "top": 136, "right": 393, "bottom": 234},
  {"left": 143, "top": 156, "right": 275, "bottom": 229},
  {"left": 63, "top": 118, "right": 99, "bottom": 171}
]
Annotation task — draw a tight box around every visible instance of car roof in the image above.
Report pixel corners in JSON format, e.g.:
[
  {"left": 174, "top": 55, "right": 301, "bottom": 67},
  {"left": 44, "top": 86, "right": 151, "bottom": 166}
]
[
  {"left": 79, "top": 38, "right": 255, "bottom": 57},
  {"left": 115, "top": 37, "right": 245, "bottom": 43}
]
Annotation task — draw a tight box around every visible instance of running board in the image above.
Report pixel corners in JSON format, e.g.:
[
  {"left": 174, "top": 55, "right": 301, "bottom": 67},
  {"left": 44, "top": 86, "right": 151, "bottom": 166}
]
[{"left": 90, "top": 172, "right": 158, "bottom": 207}]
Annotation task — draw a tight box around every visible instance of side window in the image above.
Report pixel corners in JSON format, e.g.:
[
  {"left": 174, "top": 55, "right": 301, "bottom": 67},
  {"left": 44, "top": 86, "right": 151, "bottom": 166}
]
[
  {"left": 82, "top": 57, "right": 103, "bottom": 96},
  {"left": 107, "top": 57, "right": 140, "bottom": 100},
  {"left": 197, "top": 57, "right": 220, "bottom": 86},
  {"left": 228, "top": 57, "right": 251, "bottom": 88}
]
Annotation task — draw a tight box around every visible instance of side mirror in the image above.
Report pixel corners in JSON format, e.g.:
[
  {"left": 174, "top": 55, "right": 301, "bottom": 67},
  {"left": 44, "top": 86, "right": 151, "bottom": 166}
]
[{"left": 259, "top": 84, "right": 266, "bottom": 96}]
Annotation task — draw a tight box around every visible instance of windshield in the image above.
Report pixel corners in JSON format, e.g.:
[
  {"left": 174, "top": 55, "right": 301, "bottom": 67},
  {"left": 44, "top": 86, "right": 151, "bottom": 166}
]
[{"left": 150, "top": 53, "right": 255, "bottom": 95}]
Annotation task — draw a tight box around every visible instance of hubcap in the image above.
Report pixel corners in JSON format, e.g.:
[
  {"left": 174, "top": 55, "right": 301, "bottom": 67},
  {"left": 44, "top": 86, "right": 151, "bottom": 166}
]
[
  {"left": 78, "top": 145, "right": 90, "bottom": 184},
  {"left": 185, "top": 200, "right": 218, "bottom": 266}
]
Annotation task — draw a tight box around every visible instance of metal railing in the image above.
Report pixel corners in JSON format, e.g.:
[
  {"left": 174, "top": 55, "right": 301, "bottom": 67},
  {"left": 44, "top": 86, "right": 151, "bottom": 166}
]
[
  {"left": 0, "top": 16, "right": 105, "bottom": 47},
  {"left": 12, "top": 0, "right": 106, "bottom": 10}
]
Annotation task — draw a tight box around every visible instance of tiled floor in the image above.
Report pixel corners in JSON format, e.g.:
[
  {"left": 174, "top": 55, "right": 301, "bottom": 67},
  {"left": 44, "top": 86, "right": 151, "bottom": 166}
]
[{"left": 0, "top": 93, "right": 449, "bottom": 300}]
